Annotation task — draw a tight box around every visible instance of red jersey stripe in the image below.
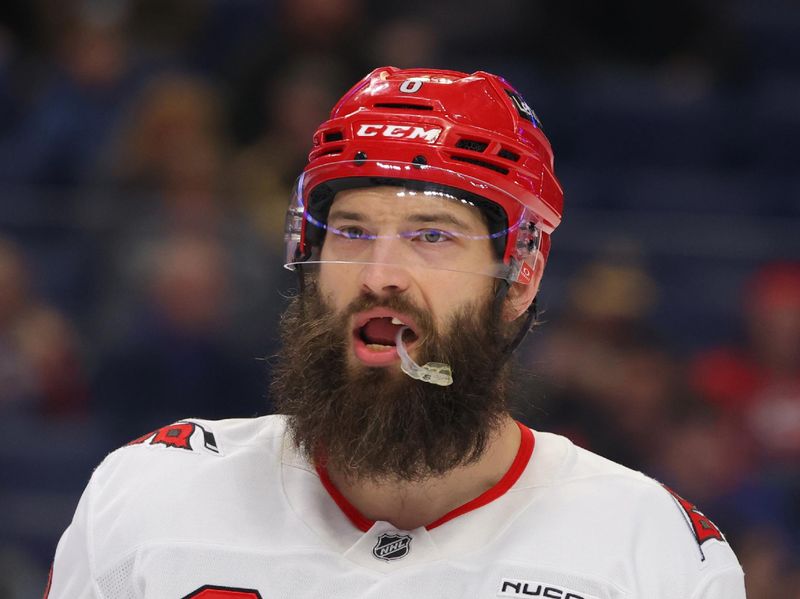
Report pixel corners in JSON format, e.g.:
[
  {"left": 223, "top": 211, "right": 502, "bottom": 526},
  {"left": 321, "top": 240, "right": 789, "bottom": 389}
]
[{"left": 315, "top": 421, "right": 535, "bottom": 532}]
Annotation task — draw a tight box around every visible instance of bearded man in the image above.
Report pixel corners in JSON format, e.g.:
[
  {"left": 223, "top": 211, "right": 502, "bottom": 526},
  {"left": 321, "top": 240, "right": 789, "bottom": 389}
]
[{"left": 47, "top": 67, "right": 745, "bottom": 599}]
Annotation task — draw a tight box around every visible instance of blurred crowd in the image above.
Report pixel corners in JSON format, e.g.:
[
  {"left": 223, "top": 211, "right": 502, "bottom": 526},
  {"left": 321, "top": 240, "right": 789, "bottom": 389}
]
[
  {"left": 515, "top": 258, "right": 800, "bottom": 597},
  {"left": 0, "top": 0, "right": 798, "bottom": 597}
]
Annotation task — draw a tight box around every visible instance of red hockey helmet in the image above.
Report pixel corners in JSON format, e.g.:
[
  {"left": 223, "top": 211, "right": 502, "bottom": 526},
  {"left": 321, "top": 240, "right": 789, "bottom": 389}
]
[{"left": 285, "top": 66, "right": 563, "bottom": 285}]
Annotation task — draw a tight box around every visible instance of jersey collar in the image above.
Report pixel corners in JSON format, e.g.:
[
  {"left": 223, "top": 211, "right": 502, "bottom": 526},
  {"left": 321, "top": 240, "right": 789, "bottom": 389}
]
[{"left": 315, "top": 421, "right": 535, "bottom": 532}]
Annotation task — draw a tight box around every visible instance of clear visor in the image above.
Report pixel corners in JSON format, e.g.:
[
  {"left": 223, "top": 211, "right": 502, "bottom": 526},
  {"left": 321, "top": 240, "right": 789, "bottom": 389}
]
[{"left": 284, "top": 161, "right": 542, "bottom": 284}]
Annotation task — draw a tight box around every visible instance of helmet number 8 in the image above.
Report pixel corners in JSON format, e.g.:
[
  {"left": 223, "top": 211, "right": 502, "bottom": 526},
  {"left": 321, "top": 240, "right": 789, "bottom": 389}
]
[{"left": 399, "top": 79, "right": 424, "bottom": 94}]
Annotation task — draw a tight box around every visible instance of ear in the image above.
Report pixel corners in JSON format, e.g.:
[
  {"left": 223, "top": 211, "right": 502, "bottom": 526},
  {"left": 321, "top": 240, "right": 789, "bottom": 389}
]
[{"left": 503, "top": 254, "right": 545, "bottom": 321}]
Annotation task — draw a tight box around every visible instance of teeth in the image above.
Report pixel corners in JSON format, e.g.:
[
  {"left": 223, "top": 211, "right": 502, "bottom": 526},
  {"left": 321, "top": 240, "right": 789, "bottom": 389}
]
[
  {"left": 391, "top": 317, "right": 405, "bottom": 325},
  {"left": 366, "top": 343, "right": 394, "bottom": 351}
]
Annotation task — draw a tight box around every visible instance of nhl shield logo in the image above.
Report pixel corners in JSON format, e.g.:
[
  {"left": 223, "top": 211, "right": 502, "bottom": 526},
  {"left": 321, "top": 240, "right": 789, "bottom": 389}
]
[{"left": 372, "top": 532, "right": 412, "bottom": 561}]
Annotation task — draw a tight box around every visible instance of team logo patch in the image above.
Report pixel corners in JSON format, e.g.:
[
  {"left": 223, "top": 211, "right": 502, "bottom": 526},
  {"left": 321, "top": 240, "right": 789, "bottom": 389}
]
[
  {"left": 372, "top": 532, "right": 412, "bottom": 561},
  {"left": 128, "top": 421, "right": 221, "bottom": 455},
  {"left": 663, "top": 484, "right": 725, "bottom": 560}
]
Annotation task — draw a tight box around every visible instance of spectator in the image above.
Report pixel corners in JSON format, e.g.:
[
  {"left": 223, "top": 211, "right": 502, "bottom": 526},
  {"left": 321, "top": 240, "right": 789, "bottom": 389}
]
[
  {"left": 230, "top": 57, "right": 347, "bottom": 250},
  {"left": 226, "top": 0, "right": 367, "bottom": 147},
  {"left": 0, "top": 7, "right": 145, "bottom": 187},
  {"left": 0, "top": 238, "right": 88, "bottom": 417},
  {"left": 93, "top": 234, "right": 268, "bottom": 444},
  {"left": 516, "top": 250, "right": 672, "bottom": 470},
  {"left": 735, "top": 529, "right": 800, "bottom": 598},
  {"left": 100, "top": 71, "right": 282, "bottom": 356},
  {"left": 690, "top": 263, "right": 800, "bottom": 467}
]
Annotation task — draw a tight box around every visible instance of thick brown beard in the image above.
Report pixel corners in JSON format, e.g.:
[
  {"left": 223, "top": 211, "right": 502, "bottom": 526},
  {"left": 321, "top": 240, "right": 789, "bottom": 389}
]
[{"left": 271, "top": 275, "right": 517, "bottom": 483}]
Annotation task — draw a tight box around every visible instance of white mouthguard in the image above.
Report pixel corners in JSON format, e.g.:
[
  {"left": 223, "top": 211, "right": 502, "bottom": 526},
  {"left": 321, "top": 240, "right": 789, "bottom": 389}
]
[{"left": 395, "top": 326, "right": 453, "bottom": 387}]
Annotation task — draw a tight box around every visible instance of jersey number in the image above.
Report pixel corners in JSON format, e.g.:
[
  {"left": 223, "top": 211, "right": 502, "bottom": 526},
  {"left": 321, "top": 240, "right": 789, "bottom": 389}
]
[{"left": 183, "top": 586, "right": 262, "bottom": 599}]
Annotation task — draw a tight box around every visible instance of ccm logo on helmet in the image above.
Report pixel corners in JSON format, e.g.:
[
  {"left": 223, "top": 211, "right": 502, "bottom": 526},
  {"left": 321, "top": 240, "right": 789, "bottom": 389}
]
[{"left": 355, "top": 123, "right": 442, "bottom": 143}]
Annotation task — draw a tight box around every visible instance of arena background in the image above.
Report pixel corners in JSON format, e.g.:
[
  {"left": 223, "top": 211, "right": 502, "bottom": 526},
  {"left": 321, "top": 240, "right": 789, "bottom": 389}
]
[{"left": 0, "top": 1, "right": 798, "bottom": 596}]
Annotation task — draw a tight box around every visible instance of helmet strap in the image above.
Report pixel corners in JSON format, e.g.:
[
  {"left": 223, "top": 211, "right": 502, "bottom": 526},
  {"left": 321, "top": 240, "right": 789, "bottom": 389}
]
[
  {"left": 296, "top": 263, "right": 308, "bottom": 296},
  {"left": 493, "top": 279, "right": 538, "bottom": 357}
]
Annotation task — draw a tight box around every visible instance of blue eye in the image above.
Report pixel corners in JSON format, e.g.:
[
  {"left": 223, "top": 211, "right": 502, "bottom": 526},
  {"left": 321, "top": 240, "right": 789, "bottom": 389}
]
[
  {"left": 417, "top": 229, "right": 451, "bottom": 243},
  {"left": 338, "top": 226, "right": 370, "bottom": 240}
]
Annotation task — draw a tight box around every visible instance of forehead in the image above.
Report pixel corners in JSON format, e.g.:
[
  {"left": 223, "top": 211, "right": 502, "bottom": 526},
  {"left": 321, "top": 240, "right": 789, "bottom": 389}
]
[{"left": 328, "top": 186, "right": 489, "bottom": 232}]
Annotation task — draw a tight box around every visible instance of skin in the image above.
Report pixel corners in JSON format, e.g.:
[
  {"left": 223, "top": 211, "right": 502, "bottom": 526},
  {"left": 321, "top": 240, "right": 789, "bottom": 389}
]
[
  {"left": 316, "top": 186, "right": 543, "bottom": 530},
  {"left": 319, "top": 187, "right": 496, "bottom": 343}
]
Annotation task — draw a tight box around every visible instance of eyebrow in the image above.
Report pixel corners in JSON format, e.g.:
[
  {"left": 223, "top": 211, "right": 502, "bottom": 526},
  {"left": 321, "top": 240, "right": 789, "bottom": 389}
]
[{"left": 327, "top": 209, "right": 473, "bottom": 231}]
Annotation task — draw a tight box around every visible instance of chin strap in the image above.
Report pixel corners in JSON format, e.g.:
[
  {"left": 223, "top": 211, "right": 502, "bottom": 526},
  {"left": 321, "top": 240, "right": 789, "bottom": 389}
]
[
  {"left": 493, "top": 279, "right": 538, "bottom": 358},
  {"left": 506, "top": 300, "right": 538, "bottom": 355},
  {"left": 295, "top": 263, "right": 307, "bottom": 295}
]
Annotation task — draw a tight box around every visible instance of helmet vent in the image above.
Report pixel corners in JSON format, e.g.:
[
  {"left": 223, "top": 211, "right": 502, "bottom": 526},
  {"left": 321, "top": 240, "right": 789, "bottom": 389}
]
[
  {"left": 323, "top": 131, "right": 344, "bottom": 142},
  {"left": 451, "top": 154, "right": 509, "bottom": 175},
  {"left": 455, "top": 139, "right": 488, "bottom": 152},
  {"left": 373, "top": 102, "right": 434, "bottom": 111},
  {"left": 498, "top": 148, "right": 520, "bottom": 162},
  {"left": 316, "top": 147, "right": 343, "bottom": 157}
]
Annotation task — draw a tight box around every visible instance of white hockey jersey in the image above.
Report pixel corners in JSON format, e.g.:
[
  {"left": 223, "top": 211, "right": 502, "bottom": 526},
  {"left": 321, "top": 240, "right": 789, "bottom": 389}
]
[{"left": 47, "top": 415, "right": 745, "bottom": 599}]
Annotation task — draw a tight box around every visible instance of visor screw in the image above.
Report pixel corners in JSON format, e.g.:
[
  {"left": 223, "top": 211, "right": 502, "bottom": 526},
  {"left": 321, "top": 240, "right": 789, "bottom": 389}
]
[
  {"left": 354, "top": 151, "right": 367, "bottom": 164},
  {"left": 411, "top": 154, "right": 427, "bottom": 168}
]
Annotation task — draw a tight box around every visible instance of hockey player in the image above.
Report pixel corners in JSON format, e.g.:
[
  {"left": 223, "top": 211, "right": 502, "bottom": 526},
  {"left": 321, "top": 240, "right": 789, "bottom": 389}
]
[{"left": 47, "top": 67, "right": 745, "bottom": 598}]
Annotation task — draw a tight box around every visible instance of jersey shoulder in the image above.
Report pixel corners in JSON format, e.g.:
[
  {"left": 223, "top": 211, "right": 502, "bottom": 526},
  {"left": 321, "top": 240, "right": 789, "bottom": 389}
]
[
  {"left": 104, "top": 413, "right": 286, "bottom": 464},
  {"left": 529, "top": 429, "right": 654, "bottom": 488},
  {"left": 85, "top": 416, "right": 289, "bottom": 551},
  {"left": 55, "top": 415, "right": 300, "bottom": 589},
  {"left": 91, "top": 413, "right": 288, "bottom": 499},
  {"left": 528, "top": 431, "right": 744, "bottom": 597},
  {"left": 89, "top": 414, "right": 290, "bottom": 499},
  {"left": 132, "top": 413, "right": 285, "bottom": 449}
]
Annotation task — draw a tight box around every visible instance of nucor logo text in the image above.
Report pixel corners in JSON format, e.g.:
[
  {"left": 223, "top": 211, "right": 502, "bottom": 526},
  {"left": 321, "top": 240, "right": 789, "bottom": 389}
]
[{"left": 355, "top": 123, "right": 442, "bottom": 143}]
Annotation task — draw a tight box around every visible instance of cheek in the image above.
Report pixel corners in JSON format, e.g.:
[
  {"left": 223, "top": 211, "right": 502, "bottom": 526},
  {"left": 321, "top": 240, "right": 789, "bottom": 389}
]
[
  {"left": 318, "top": 263, "right": 357, "bottom": 312},
  {"left": 422, "top": 272, "right": 495, "bottom": 329}
]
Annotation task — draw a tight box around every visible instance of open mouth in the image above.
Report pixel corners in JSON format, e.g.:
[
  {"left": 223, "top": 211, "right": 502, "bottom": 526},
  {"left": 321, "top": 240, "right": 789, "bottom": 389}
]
[{"left": 351, "top": 310, "right": 421, "bottom": 366}]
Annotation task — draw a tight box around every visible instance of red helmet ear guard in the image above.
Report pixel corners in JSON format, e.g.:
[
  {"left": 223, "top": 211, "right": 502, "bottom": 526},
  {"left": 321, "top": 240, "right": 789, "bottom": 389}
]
[{"left": 289, "top": 66, "right": 563, "bottom": 282}]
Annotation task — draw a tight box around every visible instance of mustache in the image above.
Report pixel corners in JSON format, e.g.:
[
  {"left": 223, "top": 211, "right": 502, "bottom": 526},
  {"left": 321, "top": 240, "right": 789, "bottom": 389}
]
[{"left": 334, "top": 291, "right": 437, "bottom": 343}]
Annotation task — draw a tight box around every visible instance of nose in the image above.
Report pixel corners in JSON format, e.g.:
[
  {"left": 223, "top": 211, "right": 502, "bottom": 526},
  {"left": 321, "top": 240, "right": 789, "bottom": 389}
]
[
  {"left": 357, "top": 238, "right": 412, "bottom": 298},
  {"left": 358, "top": 261, "right": 411, "bottom": 298}
]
